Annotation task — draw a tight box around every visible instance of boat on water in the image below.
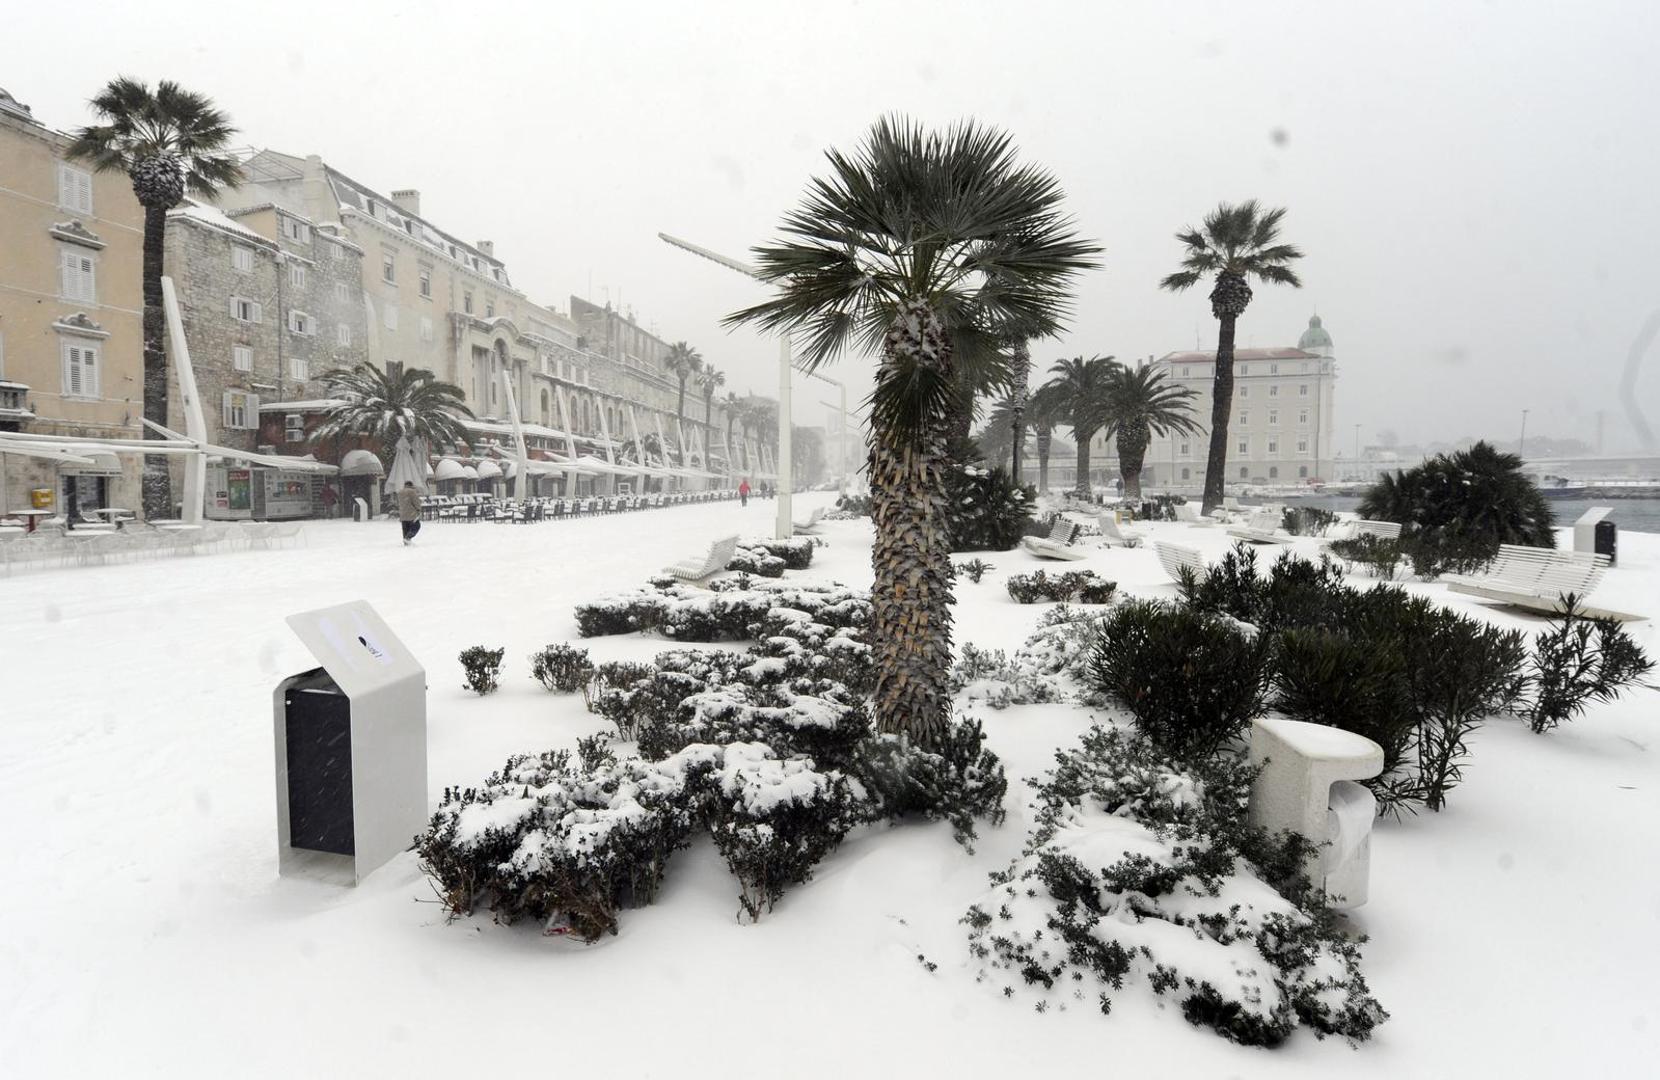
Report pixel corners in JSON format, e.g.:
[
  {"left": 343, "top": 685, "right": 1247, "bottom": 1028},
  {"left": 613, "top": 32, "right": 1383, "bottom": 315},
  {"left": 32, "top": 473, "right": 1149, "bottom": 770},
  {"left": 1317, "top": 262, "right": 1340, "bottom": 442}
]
[{"left": 1534, "top": 474, "right": 1592, "bottom": 499}]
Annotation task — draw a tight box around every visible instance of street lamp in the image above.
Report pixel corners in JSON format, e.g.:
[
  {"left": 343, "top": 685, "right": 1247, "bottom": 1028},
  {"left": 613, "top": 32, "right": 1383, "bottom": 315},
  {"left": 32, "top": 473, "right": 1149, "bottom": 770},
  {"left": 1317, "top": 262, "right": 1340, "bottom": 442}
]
[
  {"left": 1519, "top": 409, "right": 1530, "bottom": 457},
  {"left": 659, "top": 231, "right": 793, "bottom": 539},
  {"left": 1353, "top": 424, "right": 1361, "bottom": 482}
]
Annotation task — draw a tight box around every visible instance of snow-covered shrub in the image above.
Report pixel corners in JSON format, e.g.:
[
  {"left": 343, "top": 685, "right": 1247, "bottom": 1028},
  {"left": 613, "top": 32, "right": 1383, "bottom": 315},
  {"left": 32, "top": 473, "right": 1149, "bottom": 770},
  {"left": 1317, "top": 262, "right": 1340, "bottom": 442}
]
[
  {"left": 1005, "top": 569, "right": 1117, "bottom": 605},
  {"left": 707, "top": 742, "right": 861, "bottom": 920},
  {"left": 751, "top": 618, "right": 876, "bottom": 697},
  {"left": 965, "top": 725, "right": 1387, "bottom": 1046},
  {"left": 1180, "top": 545, "right": 1348, "bottom": 633},
  {"left": 853, "top": 716, "right": 1008, "bottom": 850},
  {"left": 576, "top": 578, "right": 869, "bottom": 643},
  {"left": 727, "top": 547, "right": 787, "bottom": 577},
  {"left": 947, "top": 463, "right": 1036, "bottom": 552},
  {"left": 1088, "top": 600, "right": 1271, "bottom": 763},
  {"left": 1524, "top": 598, "right": 1654, "bottom": 734},
  {"left": 529, "top": 644, "right": 594, "bottom": 692},
  {"left": 1327, "top": 534, "right": 1402, "bottom": 580},
  {"left": 574, "top": 590, "right": 672, "bottom": 637},
  {"left": 1280, "top": 506, "right": 1338, "bottom": 537},
  {"left": 587, "top": 661, "right": 705, "bottom": 742},
  {"left": 459, "top": 646, "right": 506, "bottom": 695},
  {"left": 956, "top": 557, "right": 994, "bottom": 584},
  {"left": 833, "top": 493, "right": 871, "bottom": 517},
  {"left": 952, "top": 606, "right": 1109, "bottom": 710},
  {"left": 739, "top": 535, "right": 817, "bottom": 570}
]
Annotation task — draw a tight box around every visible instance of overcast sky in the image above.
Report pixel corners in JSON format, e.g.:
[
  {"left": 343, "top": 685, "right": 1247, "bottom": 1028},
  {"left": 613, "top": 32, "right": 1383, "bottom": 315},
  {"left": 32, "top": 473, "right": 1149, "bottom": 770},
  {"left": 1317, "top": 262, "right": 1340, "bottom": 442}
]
[{"left": 7, "top": 0, "right": 1659, "bottom": 451}]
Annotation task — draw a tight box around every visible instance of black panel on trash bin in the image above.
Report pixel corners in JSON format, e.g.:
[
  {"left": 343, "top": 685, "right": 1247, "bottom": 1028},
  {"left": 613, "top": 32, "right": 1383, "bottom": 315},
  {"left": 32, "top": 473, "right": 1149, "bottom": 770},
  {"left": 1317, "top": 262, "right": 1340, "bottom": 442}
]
[
  {"left": 285, "top": 671, "right": 355, "bottom": 856},
  {"left": 1596, "top": 519, "right": 1617, "bottom": 565}
]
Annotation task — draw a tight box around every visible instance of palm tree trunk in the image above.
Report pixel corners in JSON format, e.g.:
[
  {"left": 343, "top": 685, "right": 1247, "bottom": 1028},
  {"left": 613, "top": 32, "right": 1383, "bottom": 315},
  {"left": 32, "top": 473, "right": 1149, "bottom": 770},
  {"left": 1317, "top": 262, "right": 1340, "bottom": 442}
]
[
  {"left": 1119, "top": 427, "right": 1147, "bottom": 501},
  {"left": 1010, "top": 339, "right": 1030, "bottom": 480},
  {"left": 140, "top": 204, "right": 173, "bottom": 521},
  {"left": 869, "top": 300, "right": 954, "bottom": 750},
  {"left": 1073, "top": 427, "right": 1093, "bottom": 498},
  {"left": 1037, "top": 427, "right": 1051, "bottom": 494},
  {"left": 1201, "top": 314, "right": 1238, "bottom": 514}
]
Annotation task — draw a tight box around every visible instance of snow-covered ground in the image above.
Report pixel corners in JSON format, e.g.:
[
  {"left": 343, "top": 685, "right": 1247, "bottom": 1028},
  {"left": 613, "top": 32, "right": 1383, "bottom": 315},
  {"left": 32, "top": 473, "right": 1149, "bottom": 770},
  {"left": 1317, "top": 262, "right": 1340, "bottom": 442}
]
[{"left": 3, "top": 496, "right": 1658, "bottom": 1077}]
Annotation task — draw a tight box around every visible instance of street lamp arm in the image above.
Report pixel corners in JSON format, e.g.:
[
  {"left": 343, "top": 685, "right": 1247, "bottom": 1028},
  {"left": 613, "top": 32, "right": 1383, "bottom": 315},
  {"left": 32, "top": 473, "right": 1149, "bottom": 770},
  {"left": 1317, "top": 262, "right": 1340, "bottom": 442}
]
[{"left": 658, "top": 232, "right": 761, "bottom": 280}]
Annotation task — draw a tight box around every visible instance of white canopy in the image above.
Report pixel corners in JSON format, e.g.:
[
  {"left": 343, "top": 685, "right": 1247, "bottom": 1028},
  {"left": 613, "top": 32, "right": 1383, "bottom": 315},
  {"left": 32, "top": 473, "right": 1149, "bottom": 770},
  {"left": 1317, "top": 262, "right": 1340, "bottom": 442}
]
[
  {"left": 475, "top": 459, "right": 503, "bottom": 480},
  {"left": 460, "top": 465, "right": 480, "bottom": 480},
  {"left": 340, "top": 449, "right": 385, "bottom": 477},
  {"left": 433, "top": 458, "right": 466, "bottom": 482}
]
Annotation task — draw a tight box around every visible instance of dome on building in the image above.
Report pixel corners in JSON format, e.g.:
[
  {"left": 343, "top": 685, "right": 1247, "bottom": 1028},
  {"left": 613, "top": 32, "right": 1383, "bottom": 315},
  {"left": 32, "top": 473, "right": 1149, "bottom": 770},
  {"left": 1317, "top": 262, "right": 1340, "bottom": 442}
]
[
  {"left": 0, "top": 87, "right": 37, "bottom": 122},
  {"left": 1298, "top": 314, "right": 1333, "bottom": 354}
]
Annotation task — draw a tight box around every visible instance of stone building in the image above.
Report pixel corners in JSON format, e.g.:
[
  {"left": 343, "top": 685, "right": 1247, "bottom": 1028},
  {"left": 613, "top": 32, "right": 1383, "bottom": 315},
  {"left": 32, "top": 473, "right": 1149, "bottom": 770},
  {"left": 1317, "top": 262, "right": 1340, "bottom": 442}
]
[
  {"left": 0, "top": 85, "right": 144, "bottom": 519},
  {"left": 1094, "top": 316, "right": 1339, "bottom": 493},
  {"left": 162, "top": 198, "right": 367, "bottom": 518}
]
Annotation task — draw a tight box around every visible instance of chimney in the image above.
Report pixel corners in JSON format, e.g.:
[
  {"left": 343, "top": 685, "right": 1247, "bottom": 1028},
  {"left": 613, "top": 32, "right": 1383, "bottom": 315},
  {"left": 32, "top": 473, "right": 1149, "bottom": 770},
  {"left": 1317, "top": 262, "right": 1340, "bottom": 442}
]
[
  {"left": 477, "top": 240, "right": 494, "bottom": 258},
  {"left": 390, "top": 189, "right": 421, "bottom": 216}
]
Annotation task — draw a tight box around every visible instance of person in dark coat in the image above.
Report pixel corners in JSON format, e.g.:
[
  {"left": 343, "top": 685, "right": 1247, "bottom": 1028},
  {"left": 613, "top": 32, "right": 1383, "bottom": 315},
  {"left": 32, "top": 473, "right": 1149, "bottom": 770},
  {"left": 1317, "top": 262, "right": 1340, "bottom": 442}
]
[{"left": 396, "top": 482, "right": 422, "bottom": 544}]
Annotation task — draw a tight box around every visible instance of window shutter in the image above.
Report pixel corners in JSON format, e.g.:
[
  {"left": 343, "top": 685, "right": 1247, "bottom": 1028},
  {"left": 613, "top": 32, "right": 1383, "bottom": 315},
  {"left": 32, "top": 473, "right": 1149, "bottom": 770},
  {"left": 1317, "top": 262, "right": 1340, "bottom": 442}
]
[
  {"left": 63, "top": 346, "right": 80, "bottom": 396},
  {"left": 223, "top": 390, "right": 234, "bottom": 428},
  {"left": 246, "top": 394, "right": 260, "bottom": 427},
  {"left": 61, "top": 251, "right": 76, "bottom": 297},
  {"left": 83, "top": 347, "right": 96, "bottom": 396},
  {"left": 252, "top": 302, "right": 263, "bottom": 324}
]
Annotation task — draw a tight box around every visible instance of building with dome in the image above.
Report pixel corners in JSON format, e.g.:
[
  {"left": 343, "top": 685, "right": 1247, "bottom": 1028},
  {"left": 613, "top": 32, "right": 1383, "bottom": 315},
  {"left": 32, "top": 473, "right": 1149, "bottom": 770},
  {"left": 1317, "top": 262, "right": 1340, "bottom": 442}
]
[{"left": 1132, "top": 315, "right": 1339, "bottom": 491}]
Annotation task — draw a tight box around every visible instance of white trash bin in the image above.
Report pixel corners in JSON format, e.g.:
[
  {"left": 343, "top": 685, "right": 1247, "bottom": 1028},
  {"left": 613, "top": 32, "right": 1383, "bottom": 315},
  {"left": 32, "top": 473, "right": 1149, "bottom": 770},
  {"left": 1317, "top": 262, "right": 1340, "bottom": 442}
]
[{"left": 1248, "top": 717, "right": 1384, "bottom": 909}]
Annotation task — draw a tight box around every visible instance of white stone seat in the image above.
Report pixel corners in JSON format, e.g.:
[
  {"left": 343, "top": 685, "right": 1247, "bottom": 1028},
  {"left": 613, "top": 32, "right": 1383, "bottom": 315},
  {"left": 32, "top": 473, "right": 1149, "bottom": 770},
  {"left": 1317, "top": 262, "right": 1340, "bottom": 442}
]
[
  {"left": 792, "top": 506, "right": 825, "bottom": 534},
  {"left": 1248, "top": 717, "right": 1385, "bottom": 909}
]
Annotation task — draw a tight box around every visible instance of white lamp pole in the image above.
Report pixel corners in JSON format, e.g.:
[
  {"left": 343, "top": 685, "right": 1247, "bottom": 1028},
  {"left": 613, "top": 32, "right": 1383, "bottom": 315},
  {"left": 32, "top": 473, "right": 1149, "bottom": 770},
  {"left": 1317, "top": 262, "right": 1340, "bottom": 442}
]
[{"left": 659, "top": 231, "right": 793, "bottom": 539}]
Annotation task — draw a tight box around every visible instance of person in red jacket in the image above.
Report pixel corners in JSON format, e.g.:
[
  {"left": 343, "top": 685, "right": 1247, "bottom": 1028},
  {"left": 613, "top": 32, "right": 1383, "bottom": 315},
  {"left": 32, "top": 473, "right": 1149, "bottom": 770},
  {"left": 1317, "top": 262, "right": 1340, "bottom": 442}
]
[{"left": 738, "top": 478, "right": 751, "bottom": 507}]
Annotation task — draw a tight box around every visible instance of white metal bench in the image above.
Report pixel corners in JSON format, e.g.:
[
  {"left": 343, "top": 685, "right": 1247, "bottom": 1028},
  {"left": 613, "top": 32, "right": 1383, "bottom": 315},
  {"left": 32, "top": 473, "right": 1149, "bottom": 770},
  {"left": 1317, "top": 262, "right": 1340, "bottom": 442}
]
[
  {"left": 1020, "top": 516, "right": 1088, "bottom": 561},
  {"left": 1443, "top": 543, "right": 1641, "bottom": 621},
  {"left": 1225, "top": 506, "right": 1291, "bottom": 545},
  {"left": 792, "top": 506, "right": 826, "bottom": 535},
  {"left": 1325, "top": 518, "right": 1402, "bottom": 543},
  {"left": 1154, "top": 540, "right": 1206, "bottom": 584},
  {"left": 1172, "top": 502, "right": 1216, "bottom": 526},
  {"left": 1095, "top": 513, "right": 1142, "bottom": 547},
  {"left": 665, "top": 534, "right": 740, "bottom": 583}
]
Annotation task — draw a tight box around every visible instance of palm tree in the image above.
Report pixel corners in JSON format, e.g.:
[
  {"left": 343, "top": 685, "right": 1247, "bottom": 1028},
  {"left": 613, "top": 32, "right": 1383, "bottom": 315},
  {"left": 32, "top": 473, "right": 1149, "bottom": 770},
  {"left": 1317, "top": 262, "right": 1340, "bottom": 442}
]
[
  {"left": 975, "top": 395, "right": 1025, "bottom": 473},
  {"left": 722, "top": 390, "right": 744, "bottom": 479},
  {"left": 1038, "top": 356, "right": 1116, "bottom": 499},
  {"left": 312, "top": 362, "right": 474, "bottom": 462},
  {"left": 1099, "top": 363, "right": 1201, "bottom": 500},
  {"left": 68, "top": 77, "right": 243, "bottom": 520},
  {"left": 1159, "top": 200, "right": 1304, "bottom": 513},
  {"left": 1027, "top": 383, "right": 1064, "bottom": 495},
  {"left": 698, "top": 367, "right": 726, "bottom": 430},
  {"left": 663, "top": 341, "right": 703, "bottom": 434},
  {"left": 726, "top": 116, "right": 1098, "bottom": 748},
  {"left": 1008, "top": 337, "right": 1032, "bottom": 480}
]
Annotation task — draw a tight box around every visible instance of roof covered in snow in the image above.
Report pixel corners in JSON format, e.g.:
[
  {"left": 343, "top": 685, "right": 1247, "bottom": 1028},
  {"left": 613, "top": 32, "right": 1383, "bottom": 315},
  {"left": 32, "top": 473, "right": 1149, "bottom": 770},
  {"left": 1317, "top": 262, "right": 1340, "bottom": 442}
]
[{"left": 1158, "top": 347, "right": 1322, "bottom": 364}]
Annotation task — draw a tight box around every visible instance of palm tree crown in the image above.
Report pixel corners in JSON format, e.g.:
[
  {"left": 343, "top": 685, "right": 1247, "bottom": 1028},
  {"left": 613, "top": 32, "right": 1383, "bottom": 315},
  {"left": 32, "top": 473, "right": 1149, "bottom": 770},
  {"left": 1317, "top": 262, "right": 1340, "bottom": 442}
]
[
  {"left": 698, "top": 366, "right": 726, "bottom": 427},
  {"left": 313, "top": 362, "right": 474, "bottom": 453},
  {"left": 1159, "top": 199, "right": 1303, "bottom": 316},
  {"left": 1098, "top": 363, "right": 1201, "bottom": 500},
  {"left": 68, "top": 77, "right": 243, "bottom": 209},
  {"left": 1038, "top": 355, "right": 1116, "bottom": 497},
  {"left": 664, "top": 341, "right": 703, "bottom": 429}
]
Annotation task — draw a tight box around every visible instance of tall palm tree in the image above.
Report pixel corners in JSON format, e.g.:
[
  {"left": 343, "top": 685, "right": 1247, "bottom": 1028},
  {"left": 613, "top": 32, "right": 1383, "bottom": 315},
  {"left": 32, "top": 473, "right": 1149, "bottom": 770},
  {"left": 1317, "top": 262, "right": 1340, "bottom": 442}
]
[
  {"left": 722, "top": 390, "right": 744, "bottom": 479},
  {"left": 1099, "top": 363, "right": 1201, "bottom": 500},
  {"left": 1159, "top": 200, "right": 1304, "bottom": 513},
  {"left": 663, "top": 341, "right": 702, "bottom": 434},
  {"left": 1038, "top": 355, "right": 1116, "bottom": 499},
  {"left": 68, "top": 77, "right": 243, "bottom": 520},
  {"left": 312, "top": 362, "right": 474, "bottom": 461},
  {"left": 975, "top": 395, "right": 1025, "bottom": 473},
  {"left": 726, "top": 116, "right": 1098, "bottom": 748},
  {"left": 1028, "top": 382, "right": 1064, "bottom": 495},
  {"left": 1008, "top": 337, "right": 1032, "bottom": 480},
  {"left": 698, "top": 367, "right": 726, "bottom": 431}
]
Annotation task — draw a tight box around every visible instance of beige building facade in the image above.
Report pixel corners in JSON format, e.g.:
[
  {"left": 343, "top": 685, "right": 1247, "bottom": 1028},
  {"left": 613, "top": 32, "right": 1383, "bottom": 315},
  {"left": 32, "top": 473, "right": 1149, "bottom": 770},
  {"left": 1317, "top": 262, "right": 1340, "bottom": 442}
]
[{"left": 0, "top": 86, "right": 145, "bottom": 519}]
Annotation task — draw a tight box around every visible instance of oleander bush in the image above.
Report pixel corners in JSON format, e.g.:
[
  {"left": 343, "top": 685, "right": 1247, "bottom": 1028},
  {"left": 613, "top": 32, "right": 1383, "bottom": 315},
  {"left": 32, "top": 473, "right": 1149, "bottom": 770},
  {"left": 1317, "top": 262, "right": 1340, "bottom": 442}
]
[
  {"left": 529, "top": 644, "right": 594, "bottom": 692},
  {"left": 1523, "top": 597, "right": 1654, "bottom": 734},
  {"left": 1087, "top": 599, "right": 1271, "bottom": 763},
  {"left": 953, "top": 606, "right": 1108, "bottom": 710},
  {"left": 947, "top": 463, "right": 1037, "bottom": 552},
  {"left": 1280, "top": 506, "right": 1338, "bottom": 537},
  {"left": 459, "top": 646, "right": 506, "bottom": 695},
  {"left": 956, "top": 557, "right": 994, "bottom": 584},
  {"left": 1006, "top": 569, "right": 1117, "bottom": 605},
  {"left": 964, "top": 725, "right": 1387, "bottom": 1046},
  {"left": 1327, "top": 534, "right": 1402, "bottom": 580}
]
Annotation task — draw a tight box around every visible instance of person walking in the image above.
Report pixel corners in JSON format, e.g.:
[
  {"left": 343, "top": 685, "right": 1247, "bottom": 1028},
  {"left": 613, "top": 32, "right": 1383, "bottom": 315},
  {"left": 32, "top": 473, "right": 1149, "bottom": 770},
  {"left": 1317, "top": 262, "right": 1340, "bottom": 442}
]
[
  {"left": 320, "top": 481, "right": 339, "bottom": 519},
  {"left": 739, "top": 478, "right": 751, "bottom": 507},
  {"left": 396, "top": 481, "right": 422, "bottom": 545}
]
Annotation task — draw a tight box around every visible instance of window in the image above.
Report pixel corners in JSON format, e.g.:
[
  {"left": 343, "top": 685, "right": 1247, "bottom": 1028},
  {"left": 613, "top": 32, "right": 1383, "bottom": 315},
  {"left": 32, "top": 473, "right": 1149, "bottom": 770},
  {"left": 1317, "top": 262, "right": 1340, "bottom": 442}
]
[
  {"left": 61, "top": 341, "right": 99, "bottom": 397},
  {"left": 285, "top": 414, "right": 305, "bottom": 444},
  {"left": 463, "top": 291, "right": 474, "bottom": 314},
  {"left": 419, "top": 316, "right": 433, "bottom": 342},
  {"left": 289, "top": 263, "right": 307, "bottom": 289},
  {"left": 288, "top": 310, "right": 313, "bottom": 336},
  {"left": 1269, "top": 384, "right": 1280, "bottom": 397},
  {"left": 1268, "top": 409, "right": 1279, "bottom": 425},
  {"left": 289, "top": 357, "right": 310, "bottom": 382},
  {"left": 233, "top": 345, "right": 253, "bottom": 372},
  {"left": 1298, "top": 409, "right": 1310, "bottom": 425},
  {"left": 1180, "top": 467, "right": 1191, "bottom": 480},
  {"left": 1239, "top": 466, "right": 1249, "bottom": 479},
  {"left": 231, "top": 296, "right": 263, "bottom": 323},
  {"left": 418, "top": 268, "right": 432, "bottom": 298},
  {"left": 281, "top": 217, "right": 311, "bottom": 243},
  {"left": 1299, "top": 384, "right": 1310, "bottom": 397},
  {"left": 59, "top": 250, "right": 96, "bottom": 302},
  {"left": 382, "top": 252, "right": 396, "bottom": 283},
  {"left": 485, "top": 300, "right": 495, "bottom": 318},
  {"left": 1269, "top": 466, "right": 1279, "bottom": 479},
  {"left": 1237, "top": 438, "right": 1248, "bottom": 454},
  {"left": 1269, "top": 363, "right": 1279, "bottom": 375},
  {"left": 1298, "top": 465, "right": 1308, "bottom": 478},
  {"left": 383, "top": 303, "right": 398, "bottom": 331},
  {"left": 1301, "top": 362, "right": 1311, "bottom": 373},
  {"left": 1178, "top": 441, "right": 1190, "bottom": 456},
  {"left": 1268, "top": 438, "right": 1279, "bottom": 454},
  {"left": 232, "top": 245, "right": 255, "bottom": 273},
  {"left": 222, "top": 389, "right": 258, "bottom": 430},
  {"left": 1238, "top": 386, "right": 1249, "bottom": 398},
  {"left": 58, "top": 163, "right": 94, "bottom": 213},
  {"left": 1181, "top": 366, "right": 1190, "bottom": 377},
  {"left": 1238, "top": 411, "right": 1248, "bottom": 425},
  {"left": 334, "top": 281, "right": 350, "bottom": 303},
  {"left": 1238, "top": 363, "right": 1249, "bottom": 375},
  {"left": 1297, "top": 437, "right": 1309, "bottom": 453}
]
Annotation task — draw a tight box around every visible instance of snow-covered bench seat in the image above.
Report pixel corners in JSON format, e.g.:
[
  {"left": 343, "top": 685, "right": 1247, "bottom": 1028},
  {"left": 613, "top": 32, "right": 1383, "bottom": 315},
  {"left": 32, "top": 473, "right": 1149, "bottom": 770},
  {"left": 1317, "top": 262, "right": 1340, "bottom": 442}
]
[
  {"left": 1443, "top": 543, "right": 1641, "bottom": 622},
  {"left": 792, "top": 506, "right": 826, "bottom": 535},
  {"left": 665, "top": 534, "right": 740, "bottom": 583},
  {"left": 1154, "top": 540, "right": 1206, "bottom": 584},
  {"left": 1095, "top": 513, "right": 1142, "bottom": 547},
  {"left": 1225, "top": 507, "right": 1291, "bottom": 545},
  {"left": 1323, "top": 518, "right": 1402, "bottom": 544},
  {"left": 1172, "top": 502, "right": 1216, "bottom": 526},
  {"left": 1020, "top": 516, "right": 1088, "bottom": 561}
]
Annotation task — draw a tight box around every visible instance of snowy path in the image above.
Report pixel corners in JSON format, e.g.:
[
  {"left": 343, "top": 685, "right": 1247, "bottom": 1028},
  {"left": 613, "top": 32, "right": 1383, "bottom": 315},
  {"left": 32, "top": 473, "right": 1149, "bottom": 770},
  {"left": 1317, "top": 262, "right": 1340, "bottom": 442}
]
[{"left": 3, "top": 499, "right": 1658, "bottom": 1077}]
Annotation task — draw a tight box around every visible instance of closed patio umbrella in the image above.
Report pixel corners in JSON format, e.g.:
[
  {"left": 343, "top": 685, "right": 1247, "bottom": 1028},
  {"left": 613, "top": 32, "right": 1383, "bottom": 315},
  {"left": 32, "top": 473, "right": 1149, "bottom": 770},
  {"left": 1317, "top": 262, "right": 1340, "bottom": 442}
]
[{"left": 384, "top": 437, "right": 428, "bottom": 495}]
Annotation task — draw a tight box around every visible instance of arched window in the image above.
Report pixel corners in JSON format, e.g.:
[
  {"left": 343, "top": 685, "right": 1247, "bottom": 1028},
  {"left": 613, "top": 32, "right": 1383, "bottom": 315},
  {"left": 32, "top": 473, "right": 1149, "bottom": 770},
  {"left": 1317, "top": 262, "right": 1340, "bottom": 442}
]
[
  {"left": 1269, "top": 466, "right": 1279, "bottom": 479},
  {"left": 1239, "top": 466, "right": 1249, "bottom": 479},
  {"left": 540, "top": 390, "right": 550, "bottom": 424},
  {"left": 1180, "top": 467, "right": 1190, "bottom": 480},
  {"left": 1298, "top": 465, "right": 1308, "bottom": 478}
]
